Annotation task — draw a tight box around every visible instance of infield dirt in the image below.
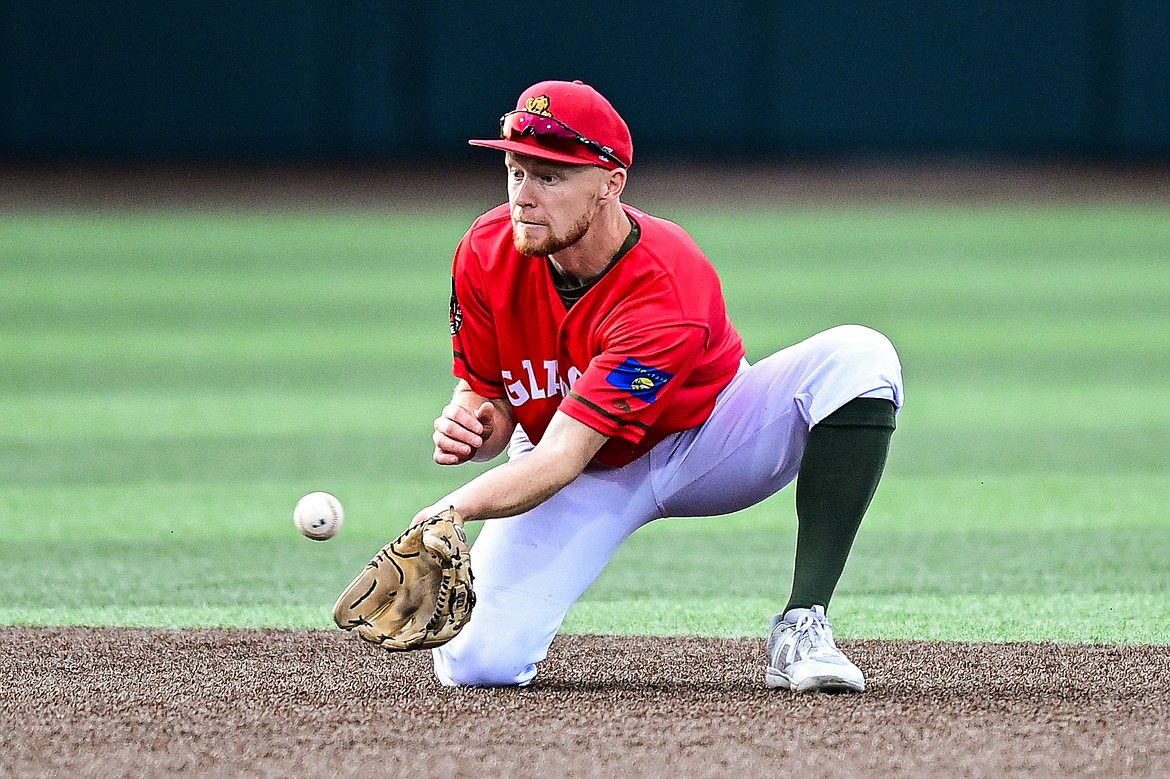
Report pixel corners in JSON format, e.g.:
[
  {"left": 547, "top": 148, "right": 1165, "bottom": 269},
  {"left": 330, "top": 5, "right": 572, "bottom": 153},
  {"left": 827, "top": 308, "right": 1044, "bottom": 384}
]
[{"left": 3, "top": 627, "right": 1168, "bottom": 778}]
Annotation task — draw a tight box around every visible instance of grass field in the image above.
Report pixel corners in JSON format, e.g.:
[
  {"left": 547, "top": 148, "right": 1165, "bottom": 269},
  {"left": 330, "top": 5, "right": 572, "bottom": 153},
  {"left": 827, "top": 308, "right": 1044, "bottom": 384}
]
[{"left": 2, "top": 202, "right": 1168, "bottom": 644}]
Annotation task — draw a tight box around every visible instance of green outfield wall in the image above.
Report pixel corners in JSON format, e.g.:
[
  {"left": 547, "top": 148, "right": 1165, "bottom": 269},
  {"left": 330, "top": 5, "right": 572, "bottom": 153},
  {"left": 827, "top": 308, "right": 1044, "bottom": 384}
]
[{"left": 1, "top": 1, "right": 1167, "bottom": 162}]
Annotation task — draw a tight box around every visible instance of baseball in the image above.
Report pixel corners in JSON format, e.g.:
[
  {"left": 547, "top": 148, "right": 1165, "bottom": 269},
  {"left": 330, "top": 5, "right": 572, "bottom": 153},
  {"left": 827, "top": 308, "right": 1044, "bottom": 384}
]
[{"left": 293, "top": 491, "right": 344, "bottom": 541}]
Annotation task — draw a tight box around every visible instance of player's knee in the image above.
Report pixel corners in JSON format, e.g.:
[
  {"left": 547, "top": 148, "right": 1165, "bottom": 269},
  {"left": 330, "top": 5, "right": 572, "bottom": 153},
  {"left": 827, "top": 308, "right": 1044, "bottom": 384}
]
[
  {"left": 811, "top": 325, "right": 903, "bottom": 404},
  {"left": 823, "top": 325, "right": 901, "bottom": 377},
  {"left": 433, "top": 636, "right": 539, "bottom": 688},
  {"left": 431, "top": 584, "right": 564, "bottom": 687},
  {"left": 822, "top": 324, "right": 898, "bottom": 364}
]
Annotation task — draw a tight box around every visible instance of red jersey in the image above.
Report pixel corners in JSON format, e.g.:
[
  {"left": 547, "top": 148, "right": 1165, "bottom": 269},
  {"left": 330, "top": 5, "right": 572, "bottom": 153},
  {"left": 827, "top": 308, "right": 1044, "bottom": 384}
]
[{"left": 450, "top": 203, "right": 745, "bottom": 468}]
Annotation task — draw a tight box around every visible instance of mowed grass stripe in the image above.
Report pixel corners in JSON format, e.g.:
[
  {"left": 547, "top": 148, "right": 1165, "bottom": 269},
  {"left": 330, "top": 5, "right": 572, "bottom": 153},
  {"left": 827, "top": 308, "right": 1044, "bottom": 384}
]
[{"left": 1, "top": 204, "right": 1168, "bottom": 641}]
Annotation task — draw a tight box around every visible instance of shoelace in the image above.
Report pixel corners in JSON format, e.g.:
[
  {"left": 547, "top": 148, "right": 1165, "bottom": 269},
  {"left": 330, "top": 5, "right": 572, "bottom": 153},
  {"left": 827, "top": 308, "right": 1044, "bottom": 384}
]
[{"left": 791, "top": 612, "right": 838, "bottom": 657}]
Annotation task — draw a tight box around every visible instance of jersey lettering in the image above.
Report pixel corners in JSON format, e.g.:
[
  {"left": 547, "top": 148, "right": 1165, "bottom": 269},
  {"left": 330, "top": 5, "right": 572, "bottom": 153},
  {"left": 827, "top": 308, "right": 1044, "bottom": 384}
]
[
  {"left": 522, "top": 360, "right": 546, "bottom": 400},
  {"left": 501, "top": 370, "right": 530, "bottom": 405},
  {"left": 501, "top": 359, "right": 580, "bottom": 408}
]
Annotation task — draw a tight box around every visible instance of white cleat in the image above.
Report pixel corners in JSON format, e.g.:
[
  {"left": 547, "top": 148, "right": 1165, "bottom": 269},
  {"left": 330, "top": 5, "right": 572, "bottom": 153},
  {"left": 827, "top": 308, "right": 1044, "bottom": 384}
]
[{"left": 765, "top": 605, "right": 865, "bottom": 693}]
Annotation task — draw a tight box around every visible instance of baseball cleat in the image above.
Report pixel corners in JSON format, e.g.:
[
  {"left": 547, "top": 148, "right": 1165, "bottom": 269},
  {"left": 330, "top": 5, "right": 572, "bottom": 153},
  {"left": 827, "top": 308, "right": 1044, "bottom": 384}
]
[{"left": 765, "top": 605, "right": 865, "bottom": 693}]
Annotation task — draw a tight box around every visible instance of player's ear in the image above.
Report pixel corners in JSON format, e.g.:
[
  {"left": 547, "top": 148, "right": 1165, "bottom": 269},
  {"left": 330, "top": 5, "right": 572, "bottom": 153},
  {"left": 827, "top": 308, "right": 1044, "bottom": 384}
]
[{"left": 601, "top": 167, "right": 627, "bottom": 202}]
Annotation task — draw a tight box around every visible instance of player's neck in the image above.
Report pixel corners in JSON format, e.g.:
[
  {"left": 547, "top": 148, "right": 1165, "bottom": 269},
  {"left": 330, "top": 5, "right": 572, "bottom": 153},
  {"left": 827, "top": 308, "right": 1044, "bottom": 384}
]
[{"left": 548, "top": 204, "right": 631, "bottom": 285}]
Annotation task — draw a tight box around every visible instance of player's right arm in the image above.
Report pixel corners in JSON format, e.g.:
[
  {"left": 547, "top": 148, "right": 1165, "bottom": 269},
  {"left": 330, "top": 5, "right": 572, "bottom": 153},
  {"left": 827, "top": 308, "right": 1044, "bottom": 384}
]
[{"left": 432, "top": 379, "right": 516, "bottom": 465}]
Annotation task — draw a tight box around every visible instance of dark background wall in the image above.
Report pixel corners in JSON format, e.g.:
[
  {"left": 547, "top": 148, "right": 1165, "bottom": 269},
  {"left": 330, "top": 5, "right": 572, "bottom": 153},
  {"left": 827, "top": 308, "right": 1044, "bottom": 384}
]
[{"left": 1, "top": 1, "right": 1167, "bottom": 164}]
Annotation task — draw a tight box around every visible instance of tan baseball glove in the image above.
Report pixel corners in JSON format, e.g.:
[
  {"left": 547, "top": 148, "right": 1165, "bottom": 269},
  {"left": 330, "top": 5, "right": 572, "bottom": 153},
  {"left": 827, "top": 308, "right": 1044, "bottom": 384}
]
[{"left": 332, "top": 507, "right": 475, "bottom": 651}]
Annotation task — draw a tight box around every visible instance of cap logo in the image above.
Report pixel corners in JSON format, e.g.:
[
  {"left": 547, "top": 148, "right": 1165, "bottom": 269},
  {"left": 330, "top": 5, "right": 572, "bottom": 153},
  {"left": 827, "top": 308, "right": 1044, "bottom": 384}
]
[{"left": 525, "top": 95, "right": 553, "bottom": 117}]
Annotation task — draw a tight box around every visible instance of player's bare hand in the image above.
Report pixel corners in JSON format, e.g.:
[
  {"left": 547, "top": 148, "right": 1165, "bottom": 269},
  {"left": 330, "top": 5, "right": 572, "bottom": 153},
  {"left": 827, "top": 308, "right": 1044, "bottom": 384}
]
[{"left": 433, "top": 401, "right": 495, "bottom": 465}]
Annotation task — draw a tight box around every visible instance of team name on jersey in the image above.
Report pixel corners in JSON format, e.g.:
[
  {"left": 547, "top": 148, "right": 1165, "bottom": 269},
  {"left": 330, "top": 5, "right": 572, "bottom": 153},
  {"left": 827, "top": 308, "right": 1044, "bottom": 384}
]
[{"left": 502, "top": 359, "right": 583, "bottom": 406}]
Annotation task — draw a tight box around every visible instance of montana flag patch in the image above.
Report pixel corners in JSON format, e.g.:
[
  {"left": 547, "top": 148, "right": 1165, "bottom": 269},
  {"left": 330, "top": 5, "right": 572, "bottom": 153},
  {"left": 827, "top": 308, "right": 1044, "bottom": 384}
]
[{"left": 604, "top": 358, "right": 674, "bottom": 403}]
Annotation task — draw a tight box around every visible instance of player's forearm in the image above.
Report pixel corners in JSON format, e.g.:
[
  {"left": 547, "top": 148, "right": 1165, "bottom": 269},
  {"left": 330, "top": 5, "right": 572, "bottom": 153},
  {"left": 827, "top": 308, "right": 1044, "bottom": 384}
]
[
  {"left": 420, "top": 410, "right": 607, "bottom": 523},
  {"left": 437, "top": 450, "right": 582, "bottom": 521}
]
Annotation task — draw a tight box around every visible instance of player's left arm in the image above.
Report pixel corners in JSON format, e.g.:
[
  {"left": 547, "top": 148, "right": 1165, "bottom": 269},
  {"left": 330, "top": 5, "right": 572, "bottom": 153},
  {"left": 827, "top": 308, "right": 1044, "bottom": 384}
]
[{"left": 412, "top": 409, "right": 607, "bottom": 525}]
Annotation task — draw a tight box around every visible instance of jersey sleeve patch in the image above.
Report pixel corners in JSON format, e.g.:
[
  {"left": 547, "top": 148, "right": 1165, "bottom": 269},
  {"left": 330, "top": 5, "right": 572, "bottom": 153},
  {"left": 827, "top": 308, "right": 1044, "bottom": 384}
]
[
  {"left": 449, "top": 277, "right": 463, "bottom": 335},
  {"left": 604, "top": 358, "right": 675, "bottom": 404}
]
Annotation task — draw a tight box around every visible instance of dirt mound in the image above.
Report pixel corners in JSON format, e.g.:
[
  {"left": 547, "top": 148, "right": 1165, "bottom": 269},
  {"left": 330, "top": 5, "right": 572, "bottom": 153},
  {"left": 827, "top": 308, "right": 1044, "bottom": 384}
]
[{"left": 2, "top": 627, "right": 1167, "bottom": 778}]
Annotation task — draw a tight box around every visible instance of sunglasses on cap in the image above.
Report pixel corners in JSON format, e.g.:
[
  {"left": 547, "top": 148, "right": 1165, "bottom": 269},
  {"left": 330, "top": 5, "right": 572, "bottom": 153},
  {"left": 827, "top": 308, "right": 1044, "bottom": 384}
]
[{"left": 499, "top": 110, "right": 630, "bottom": 169}]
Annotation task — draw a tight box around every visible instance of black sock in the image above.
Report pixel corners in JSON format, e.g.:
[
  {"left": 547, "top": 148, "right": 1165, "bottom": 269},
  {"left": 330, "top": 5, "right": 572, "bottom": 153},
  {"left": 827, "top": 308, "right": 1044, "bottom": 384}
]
[{"left": 785, "top": 397, "right": 896, "bottom": 614}]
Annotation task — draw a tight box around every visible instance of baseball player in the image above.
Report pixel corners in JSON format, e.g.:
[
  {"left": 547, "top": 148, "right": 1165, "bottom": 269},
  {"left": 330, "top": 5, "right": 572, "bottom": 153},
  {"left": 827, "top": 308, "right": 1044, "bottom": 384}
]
[{"left": 412, "top": 80, "right": 903, "bottom": 692}]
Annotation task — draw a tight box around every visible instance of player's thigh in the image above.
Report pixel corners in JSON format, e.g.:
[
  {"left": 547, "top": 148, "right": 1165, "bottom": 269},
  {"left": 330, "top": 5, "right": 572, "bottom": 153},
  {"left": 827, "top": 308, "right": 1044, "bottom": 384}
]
[
  {"left": 469, "top": 459, "right": 657, "bottom": 596},
  {"left": 650, "top": 365, "right": 809, "bottom": 517},
  {"left": 652, "top": 325, "right": 902, "bottom": 517}
]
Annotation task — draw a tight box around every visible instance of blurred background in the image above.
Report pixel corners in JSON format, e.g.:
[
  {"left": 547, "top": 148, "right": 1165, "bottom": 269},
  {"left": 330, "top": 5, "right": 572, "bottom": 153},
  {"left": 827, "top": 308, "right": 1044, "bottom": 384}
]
[{"left": 1, "top": 2, "right": 1168, "bottom": 169}]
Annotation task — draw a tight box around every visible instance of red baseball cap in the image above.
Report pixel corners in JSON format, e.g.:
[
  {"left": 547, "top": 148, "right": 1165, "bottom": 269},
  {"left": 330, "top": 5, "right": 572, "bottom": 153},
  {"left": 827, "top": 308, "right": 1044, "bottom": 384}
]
[{"left": 469, "top": 80, "right": 633, "bottom": 169}]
